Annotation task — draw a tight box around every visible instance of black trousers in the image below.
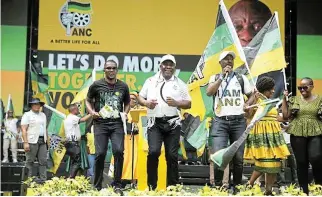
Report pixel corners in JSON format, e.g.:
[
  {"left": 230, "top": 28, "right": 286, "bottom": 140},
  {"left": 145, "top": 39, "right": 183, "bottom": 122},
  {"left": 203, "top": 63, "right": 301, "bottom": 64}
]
[
  {"left": 65, "top": 141, "right": 82, "bottom": 178},
  {"left": 291, "top": 135, "right": 322, "bottom": 195},
  {"left": 147, "top": 117, "right": 181, "bottom": 190},
  {"left": 93, "top": 121, "right": 124, "bottom": 190}
]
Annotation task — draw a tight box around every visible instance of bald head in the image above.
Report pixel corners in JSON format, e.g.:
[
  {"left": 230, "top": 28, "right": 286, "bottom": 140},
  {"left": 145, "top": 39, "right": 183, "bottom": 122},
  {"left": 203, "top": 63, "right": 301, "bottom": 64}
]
[
  {"left": 68, "top": 104, "right": 79, "bottom": 115},
  {"left": 229, "top": 0, "right": 272, "bottom": 47}
]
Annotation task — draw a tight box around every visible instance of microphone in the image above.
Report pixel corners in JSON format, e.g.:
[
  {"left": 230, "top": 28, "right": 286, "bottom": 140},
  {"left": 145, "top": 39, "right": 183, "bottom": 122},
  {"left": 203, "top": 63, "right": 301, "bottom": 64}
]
[{"left": 224, "top": 71, "right": 229, "bottom": 81}]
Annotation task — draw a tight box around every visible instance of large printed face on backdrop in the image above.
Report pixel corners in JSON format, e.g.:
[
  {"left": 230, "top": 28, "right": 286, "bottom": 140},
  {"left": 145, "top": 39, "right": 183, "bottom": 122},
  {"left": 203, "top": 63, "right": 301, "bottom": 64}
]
[{"left": 229, "top": 0, "right": 272, "bottom": 47}]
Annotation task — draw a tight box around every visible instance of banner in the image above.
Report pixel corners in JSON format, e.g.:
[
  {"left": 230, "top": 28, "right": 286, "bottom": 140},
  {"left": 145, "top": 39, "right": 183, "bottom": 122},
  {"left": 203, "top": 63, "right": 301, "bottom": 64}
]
[
  {"left": 297, "top": 0, "right": 322, "bottom": 95},
  {"left": 37, "top": 0, "right": 285, "bottom": 113}
]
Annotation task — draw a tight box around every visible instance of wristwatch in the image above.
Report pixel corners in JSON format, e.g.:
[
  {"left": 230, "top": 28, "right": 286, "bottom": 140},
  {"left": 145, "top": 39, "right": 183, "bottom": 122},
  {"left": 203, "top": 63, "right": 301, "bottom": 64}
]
[{"left": 219, "top": 74, "right": 225, "bottom": 81}]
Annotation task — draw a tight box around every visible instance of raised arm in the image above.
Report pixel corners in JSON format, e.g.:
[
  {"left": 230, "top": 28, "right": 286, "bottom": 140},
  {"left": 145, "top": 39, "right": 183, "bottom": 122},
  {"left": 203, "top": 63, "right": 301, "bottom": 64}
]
[{"left": 281, "top": 90, "right": 291, "bottom": 119}]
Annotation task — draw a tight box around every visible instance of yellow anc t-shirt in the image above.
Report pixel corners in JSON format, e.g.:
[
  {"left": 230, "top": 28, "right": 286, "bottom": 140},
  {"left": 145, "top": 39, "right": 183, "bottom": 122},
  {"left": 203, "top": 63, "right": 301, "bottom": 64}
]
[{"left": 86, "top": 127, "right": 95, "bottom": 154}]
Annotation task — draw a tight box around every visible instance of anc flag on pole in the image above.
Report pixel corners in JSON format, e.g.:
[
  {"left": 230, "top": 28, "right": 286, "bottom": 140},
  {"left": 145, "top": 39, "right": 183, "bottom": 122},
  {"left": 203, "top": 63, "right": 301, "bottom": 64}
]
[
  {"left": 184, "top": 0, "right": 250, "bottom": 157},
  {"left": 44, "top": 104, "right": 66, "bottom": 174},
  {"left": 67, "top": 1, "right": 92, "bottom": 14},
  {"left": 6, "top": 94, "right": 14, "bottom": 112},
  {"left": 188, "top": 0, "right": 250, "bottom": 87},
  {"left": 244, "top": 12, "right": 286, "bottom": 77},
  {"left": 30, "top": 63, "right": 52, "bottom": 104},
  {"left": 5, "top": 94, "right": 14, "bottom": 119},
  {"left": 72, "top": 69, "right": 96, "bottom": 104}
]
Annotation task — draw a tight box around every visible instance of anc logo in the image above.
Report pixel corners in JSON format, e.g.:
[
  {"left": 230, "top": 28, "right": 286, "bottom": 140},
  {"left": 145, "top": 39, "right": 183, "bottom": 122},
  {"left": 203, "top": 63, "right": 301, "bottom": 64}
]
[{"left": 59, "top": 1, "right": 93, "bottom": 36}]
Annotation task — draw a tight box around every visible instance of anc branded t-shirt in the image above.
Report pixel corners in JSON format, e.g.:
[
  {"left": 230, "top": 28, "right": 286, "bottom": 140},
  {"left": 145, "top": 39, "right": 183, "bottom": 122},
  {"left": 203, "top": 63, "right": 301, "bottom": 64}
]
[
  {"left": 209, "top": 73, "right": 252, "bottom": 117},
  {"left": 87, "top": 78, "right": 130, "bottom": 121}
]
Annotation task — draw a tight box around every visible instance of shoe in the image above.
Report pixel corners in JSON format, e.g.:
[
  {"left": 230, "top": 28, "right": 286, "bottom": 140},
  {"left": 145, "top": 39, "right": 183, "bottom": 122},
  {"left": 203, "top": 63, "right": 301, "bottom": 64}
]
[
  {"left": 264, "top": 190, "right": 274, "bottom": 196},
  {"left": 13, "top": 159, "right": 18, "bottom": 163},
  {"left": 231, "top": 186, "right": 240, "bottom": 195},
  {"left": 114, "top": 187, "right": 124, "bottom": 196},
  {"left": 2, "top": 159, "right": 8, "bottom": 163}
]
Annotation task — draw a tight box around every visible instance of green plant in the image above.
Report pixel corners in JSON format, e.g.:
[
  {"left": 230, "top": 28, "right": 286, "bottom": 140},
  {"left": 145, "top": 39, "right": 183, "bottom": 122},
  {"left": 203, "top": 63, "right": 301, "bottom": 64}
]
[
  {"left": 197, "top": 185, "right": 229, "bottom": 196},
  {"left": 279, "top": 184, "right": 306, "bottom": 196},
  {"left": 309, "top": 184, "right": 322, "bottom": 196},
  {"left": 235, "top": 184, "right": 265, "bottom": 196}
]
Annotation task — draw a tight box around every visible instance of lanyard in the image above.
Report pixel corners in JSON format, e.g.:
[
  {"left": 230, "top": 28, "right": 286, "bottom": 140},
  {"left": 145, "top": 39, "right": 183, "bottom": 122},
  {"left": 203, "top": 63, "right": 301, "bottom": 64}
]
[{"left": 220, "top": 72, "right": 235, "bottom": 99}]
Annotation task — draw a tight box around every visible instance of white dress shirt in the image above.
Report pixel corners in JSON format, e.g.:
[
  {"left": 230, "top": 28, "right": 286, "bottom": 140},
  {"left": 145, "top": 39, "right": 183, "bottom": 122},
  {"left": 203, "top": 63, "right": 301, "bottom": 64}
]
[{"left": 140, "top": 72, "right": 191, "bottom": 118}]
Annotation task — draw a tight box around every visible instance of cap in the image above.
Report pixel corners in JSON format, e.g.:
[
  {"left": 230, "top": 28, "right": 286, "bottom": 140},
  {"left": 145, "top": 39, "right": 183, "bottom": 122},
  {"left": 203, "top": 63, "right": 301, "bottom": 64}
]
[
  {"left": 219, "top": 51, "right": 236, "bottom": 61},
  {"left": 160, "top": 54, "right": 176, "bottom": 65}
]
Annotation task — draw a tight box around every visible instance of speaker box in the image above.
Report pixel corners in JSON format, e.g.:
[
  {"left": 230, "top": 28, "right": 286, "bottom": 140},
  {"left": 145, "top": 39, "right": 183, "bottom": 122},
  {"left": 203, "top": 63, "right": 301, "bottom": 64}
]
[
  {"left": 1, "top": 182, "right": 27, "bottom": 196},
  {"left": 1, "top": 163, "right": 28, "bottom": 182}
]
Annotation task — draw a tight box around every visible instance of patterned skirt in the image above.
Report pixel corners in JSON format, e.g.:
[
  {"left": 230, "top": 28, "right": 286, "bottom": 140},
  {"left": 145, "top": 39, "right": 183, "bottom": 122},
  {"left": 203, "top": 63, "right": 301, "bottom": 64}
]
[{"left": 244, "top": 119, "right": 290, "bottom": 173}]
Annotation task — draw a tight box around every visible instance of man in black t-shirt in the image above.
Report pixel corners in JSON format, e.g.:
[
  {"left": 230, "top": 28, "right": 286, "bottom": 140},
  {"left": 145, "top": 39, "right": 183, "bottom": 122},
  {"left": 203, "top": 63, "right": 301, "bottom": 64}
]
[{"left": 86, "top": 60, "right": 130, "bottom": 191}]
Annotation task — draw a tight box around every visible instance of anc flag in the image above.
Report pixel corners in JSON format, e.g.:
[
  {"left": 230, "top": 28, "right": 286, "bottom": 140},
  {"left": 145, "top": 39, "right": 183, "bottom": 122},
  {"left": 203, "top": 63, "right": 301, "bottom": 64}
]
[
  {"left": 188, "top": 0, "right": 249, "bottom": 86},
  {"left": 67, "top": 1, "right": 92, "bottom": 14},
  {"left": 186, "top": 118, "right": 211, "bottom": 157},
  {"left": 185, "top": 0, "right": 250, "bottom": 157},
  {"left": 6, "top": 94, "right": 14, "bottom": 112},
  {"left": 244, "top": 12, "right": 286, "bottom": 77},
  {"left": 178, "top": 136, "right": 187, "bottom": 160},
  {"left": 72, "top": 69, "right": 96, "bottom": 104},
  {"left": 44, "top": 105, "right": 66, "bottom": 174},
  {"left": 30, "top": 63, "right": 52, "bottom": 104}
]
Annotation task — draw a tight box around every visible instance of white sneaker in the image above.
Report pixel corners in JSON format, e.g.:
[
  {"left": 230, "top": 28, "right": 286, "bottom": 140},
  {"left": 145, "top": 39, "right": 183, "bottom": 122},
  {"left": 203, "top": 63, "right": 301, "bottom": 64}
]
[
  {"left": 13, "top": 159, "right": 18, "bottom": 163},
  {"left": 2, "top": 159, "right": 8, "bottom": 163}
]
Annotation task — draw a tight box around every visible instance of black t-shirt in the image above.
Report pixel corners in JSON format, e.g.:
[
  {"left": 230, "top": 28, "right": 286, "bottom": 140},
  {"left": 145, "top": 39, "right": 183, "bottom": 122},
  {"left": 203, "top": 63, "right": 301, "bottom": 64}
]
[{"left": 87, "top": 79, "right": 130, "bottom": 119}]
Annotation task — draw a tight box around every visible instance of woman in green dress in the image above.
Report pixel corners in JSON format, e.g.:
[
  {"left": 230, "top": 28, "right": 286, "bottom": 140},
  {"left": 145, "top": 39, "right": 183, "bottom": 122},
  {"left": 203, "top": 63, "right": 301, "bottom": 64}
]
[
  {"left": 282, "top": 77, "right": 322, "bottom": 195},
  {"left": 244, "top": 76, "right": 290, "bottom": 195}
]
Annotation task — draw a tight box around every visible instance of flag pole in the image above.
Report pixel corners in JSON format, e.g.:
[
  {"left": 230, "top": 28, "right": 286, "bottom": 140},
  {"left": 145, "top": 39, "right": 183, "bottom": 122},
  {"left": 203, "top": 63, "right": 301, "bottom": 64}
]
[
  {"left": 219, "top": 0, "right": 256, "bottom": 86},
  {"left": 245, "top": 98, "right": 280, "bottom": 109},
  {"left": 43, "top": 104, "right": 66, "bottom": 118}
]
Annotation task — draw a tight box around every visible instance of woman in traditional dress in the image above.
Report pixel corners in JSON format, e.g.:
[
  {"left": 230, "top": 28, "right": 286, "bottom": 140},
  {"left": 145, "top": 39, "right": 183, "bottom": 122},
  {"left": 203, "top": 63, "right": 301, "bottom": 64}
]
[
  {"left": 244, "top": 76, "right": 290, "bottom": 195},
  {"left": 282, "top": 77, "right": 322, "bottom": 195}
]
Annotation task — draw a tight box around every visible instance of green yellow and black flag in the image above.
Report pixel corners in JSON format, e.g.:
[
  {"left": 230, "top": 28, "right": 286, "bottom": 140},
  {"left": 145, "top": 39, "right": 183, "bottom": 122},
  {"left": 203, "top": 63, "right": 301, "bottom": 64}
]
[
  {"left": 67, "top": 1, "right": 92, "bottom": 14},
  {"left": 244, "top": 12, "right": 287, "bottom": 77},
  {"left": 184, "top": 0, "right": 250, "bottom": 157},
  {"left": 30, "top": 63, "right": 52, "bottom": 105}
]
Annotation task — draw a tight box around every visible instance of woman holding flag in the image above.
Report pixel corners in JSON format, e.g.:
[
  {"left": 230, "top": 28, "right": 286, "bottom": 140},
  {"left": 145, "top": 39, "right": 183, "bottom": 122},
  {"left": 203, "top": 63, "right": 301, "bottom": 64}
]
[{"left": 244, "top": 76, "right": 290, "bottom": 195}]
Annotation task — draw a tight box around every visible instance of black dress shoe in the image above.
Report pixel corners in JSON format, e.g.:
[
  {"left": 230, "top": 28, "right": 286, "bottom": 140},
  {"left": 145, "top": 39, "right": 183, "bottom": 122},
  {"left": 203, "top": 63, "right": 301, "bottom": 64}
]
[{"left": 264, "top": 190, "right": 274, "bottom": 196}]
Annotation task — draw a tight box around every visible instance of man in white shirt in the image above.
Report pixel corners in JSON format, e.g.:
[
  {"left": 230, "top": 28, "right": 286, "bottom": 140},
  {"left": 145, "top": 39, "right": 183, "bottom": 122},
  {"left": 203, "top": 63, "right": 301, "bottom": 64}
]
[
  {"left": 206, "top": 51, "right": 253, "bottom": 193},
  {"left": 138, "top": 54, "right": 191, "bottom": 190},
  {"left": 2, "top": 110, "right": 19, "bottom": 163},
  {"left": 64, "top": 103, "right": 92, "bottom": 178},
  {"left": 21, "top": 98, "right": 47, "bottom": 183}
]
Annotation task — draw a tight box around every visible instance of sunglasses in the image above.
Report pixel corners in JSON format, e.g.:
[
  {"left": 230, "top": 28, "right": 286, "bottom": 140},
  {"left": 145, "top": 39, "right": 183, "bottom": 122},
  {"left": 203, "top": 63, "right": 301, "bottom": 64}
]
[
  {"left": 297, "top": 85, "right": 312, "bottom": 91},
  {"left": 104, "top": 67, "right": 117, "bottom": 71}
]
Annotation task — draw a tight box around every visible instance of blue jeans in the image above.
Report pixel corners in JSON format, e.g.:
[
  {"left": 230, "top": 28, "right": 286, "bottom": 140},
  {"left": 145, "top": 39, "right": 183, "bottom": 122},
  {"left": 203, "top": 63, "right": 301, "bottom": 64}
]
[
  {"left": 87, "top": 154, "right": 96, "bottom": 177},
  {"left": 209, "top": 116, "right": 246, "bottom": 186}
]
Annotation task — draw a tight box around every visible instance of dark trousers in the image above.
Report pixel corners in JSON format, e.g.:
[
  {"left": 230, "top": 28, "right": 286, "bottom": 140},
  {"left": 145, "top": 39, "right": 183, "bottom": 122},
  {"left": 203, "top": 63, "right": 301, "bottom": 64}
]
[
  {"left": 65, "top": 141, "right": 82, "bottom": 178},
  {"left": 147, "top": 118, "right": 181, "bottom": 190},
  {"left": 210, "top": 116, "right": 246, "bottom": 186},
  {"left": 291, "top": 135, "right": 322, "bottom": 195},
  {"left": 25, "top": 137, "right": 47, "bottom": 181},
  {"left": 93, "top": 122, "right": 124, "bottom": 190}
]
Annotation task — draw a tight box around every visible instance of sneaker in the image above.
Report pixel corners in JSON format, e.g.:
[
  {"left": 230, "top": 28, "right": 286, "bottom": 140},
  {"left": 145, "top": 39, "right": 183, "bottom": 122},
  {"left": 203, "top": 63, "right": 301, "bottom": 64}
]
[
  {"left": 13, "top": 159, "right": 18, "bottom": 163},
  {"left": 2, "top": 159, "right": 8, "bottom": 163}
]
